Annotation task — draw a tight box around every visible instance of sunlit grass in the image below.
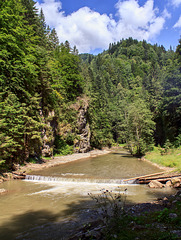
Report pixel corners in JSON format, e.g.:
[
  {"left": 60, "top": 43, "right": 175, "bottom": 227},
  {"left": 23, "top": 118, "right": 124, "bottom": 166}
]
[{"left": 145, "top": 147, "right": 181, "bottom": 172}]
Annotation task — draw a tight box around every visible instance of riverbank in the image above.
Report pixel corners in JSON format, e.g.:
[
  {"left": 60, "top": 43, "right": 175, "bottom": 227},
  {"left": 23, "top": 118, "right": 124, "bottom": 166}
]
[
  {"left": 0, "top": 148, "right": 112, "bottom": 183},
  {"left": 145, "top": 147, "right": 181, "bottom": 172},
  {"left": 69, "top": 190, "right": 181, "bottom": 240}
]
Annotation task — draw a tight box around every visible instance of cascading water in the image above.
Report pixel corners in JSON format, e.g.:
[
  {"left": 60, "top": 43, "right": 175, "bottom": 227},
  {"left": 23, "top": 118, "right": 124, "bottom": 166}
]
[{"left": 25, "top": 174, "right": 136, "bottom": 184}]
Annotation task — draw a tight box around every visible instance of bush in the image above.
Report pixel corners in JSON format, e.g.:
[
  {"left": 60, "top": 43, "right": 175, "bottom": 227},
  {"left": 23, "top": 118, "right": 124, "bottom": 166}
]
[
  {"left": 0, "top": 160, "right": 8, "bottom": 172},
  {"left": 174, "top": 134, "right": 181, "bottom": 148},
  {"left": 54, "top": 135, "right": 74, "bottom": 156},
  {"left": 88, "top": 188, "right": 127, "bottom": 226}
]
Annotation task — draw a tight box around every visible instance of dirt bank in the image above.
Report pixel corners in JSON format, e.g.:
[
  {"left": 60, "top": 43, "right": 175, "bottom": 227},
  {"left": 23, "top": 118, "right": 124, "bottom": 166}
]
[{"left": 22, "top": 149, "right": 111, "bottom": 173}]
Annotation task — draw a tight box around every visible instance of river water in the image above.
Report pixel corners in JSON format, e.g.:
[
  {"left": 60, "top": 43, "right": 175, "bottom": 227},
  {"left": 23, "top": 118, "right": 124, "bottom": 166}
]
[{"left": 0, "top": 150, "right": 175, "bottom": 240}]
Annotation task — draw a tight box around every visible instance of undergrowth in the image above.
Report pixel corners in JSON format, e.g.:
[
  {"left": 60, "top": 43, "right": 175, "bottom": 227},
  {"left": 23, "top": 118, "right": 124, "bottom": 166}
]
[{"left": 86, "top": 189, "right": 181, "bottom": 240}]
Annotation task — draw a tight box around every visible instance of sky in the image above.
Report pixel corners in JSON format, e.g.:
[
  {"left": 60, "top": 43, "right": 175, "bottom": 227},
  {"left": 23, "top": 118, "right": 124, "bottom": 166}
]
[{"left": 36, "top": 0, "right": 181, "bottom": 54}]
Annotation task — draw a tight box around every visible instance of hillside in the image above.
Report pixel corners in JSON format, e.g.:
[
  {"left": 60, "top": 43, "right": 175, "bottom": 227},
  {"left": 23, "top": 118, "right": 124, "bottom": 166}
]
[{"left": 0, "top": 0, "right": 181, "bottom": 171}]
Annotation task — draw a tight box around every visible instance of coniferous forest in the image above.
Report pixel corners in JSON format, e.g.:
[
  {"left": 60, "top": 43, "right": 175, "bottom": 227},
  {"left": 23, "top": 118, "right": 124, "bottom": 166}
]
[{"left": 0, "top": 0, "right": 181, "bottom": 171}]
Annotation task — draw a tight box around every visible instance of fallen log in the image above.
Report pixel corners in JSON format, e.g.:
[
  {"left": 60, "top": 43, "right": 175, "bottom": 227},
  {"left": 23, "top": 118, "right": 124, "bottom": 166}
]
[
  {"left": 138, "top": 177, "right": 172, "bottom": 184},
  {"left": 138, "top": 174, "right": 181, "bottom": 184},
  {"left": 13, "top": 175, "right": 26, "bottom": 180},
  {"left": 123, "top": 171, "right": 169, "bottom": 182},
  {"left": 12, "top": 172, "right": 26, "bottom": 180}
]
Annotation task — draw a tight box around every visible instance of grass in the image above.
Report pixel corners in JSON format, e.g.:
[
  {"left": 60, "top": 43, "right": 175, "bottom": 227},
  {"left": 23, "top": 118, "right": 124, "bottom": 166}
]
[
  {"left": 145, "top": 147, "right": 181, "bottom": 172},
  {"left": 42, "top": 156, "right": 52, "bottom": 160}
]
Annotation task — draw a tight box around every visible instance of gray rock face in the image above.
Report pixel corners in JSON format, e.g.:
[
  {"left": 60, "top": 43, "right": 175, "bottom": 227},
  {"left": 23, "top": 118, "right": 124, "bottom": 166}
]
[
  {"left": 74, "top": 101, "right": 91, "bottom": 153},
  {"left": 41, "top": 97, "right": 91, "bottom": 156},
  {"left": 42, "top": 111, "right": 56, "bottom": 157}
]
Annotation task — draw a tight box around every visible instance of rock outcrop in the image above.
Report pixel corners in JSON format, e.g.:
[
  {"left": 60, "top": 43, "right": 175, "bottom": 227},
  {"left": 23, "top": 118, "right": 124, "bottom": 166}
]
[
  {"left": 41, "top": 110, "right": 57, "bottom": 157},
  {"left": 41, "top": 96, "right": 91, "bottom": 156},
  {"left": 73, "top": 96, "right": 91, "bottom": 153}
]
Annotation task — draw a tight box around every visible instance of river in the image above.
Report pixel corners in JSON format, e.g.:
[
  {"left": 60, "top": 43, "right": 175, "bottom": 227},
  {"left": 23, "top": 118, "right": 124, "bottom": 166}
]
[{"left": 0, "top": 150, "right": 175, "bottom": 240}]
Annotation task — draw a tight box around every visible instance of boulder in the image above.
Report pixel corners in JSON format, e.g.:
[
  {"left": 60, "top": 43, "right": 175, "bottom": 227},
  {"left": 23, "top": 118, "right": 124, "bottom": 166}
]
[
  {"left": 173, "top": 182, "right": 181, "bottom": 188},
  {"left": 165, "top": 180, "right": 172, "bottom": 187},
  {"left": 3, "top": 173, "right": 13, "bottom": 180},
  {"left": 148, "top": 180, "right": 164, "bottom": 188},
  {"left": 0, "top": 188, "right": 8, "bottom": 195},
  {"left": 171, "top": 177, "right": 181, "bottom": 185}
]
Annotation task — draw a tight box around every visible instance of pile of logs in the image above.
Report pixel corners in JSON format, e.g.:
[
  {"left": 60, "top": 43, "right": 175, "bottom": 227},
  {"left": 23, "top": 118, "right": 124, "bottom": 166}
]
[{"left": 124, "top": 171, "right": 181, "bottom": 188}]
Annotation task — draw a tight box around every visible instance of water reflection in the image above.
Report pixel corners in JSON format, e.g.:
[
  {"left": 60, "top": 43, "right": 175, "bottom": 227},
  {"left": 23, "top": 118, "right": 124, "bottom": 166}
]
[{"left": 32, "top": 151, "right": 162, "bottom": 180}]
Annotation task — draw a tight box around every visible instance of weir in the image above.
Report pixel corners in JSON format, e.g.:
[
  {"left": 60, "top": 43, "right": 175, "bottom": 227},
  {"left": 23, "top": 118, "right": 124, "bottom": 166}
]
[{"left": 25, "top": 175, "right": 136, "bottom": 184}]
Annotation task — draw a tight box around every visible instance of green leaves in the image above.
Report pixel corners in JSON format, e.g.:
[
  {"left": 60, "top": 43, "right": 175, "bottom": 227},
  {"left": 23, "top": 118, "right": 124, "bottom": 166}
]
[
  {"left": 0, "top": 92, "right": 43, "bottom": 164},
  {"left": 49, "top": 41, "right": 83, "bottom": 102}
]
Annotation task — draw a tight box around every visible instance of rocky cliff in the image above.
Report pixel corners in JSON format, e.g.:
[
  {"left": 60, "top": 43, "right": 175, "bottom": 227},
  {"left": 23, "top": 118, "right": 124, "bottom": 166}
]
[
  {"left": 72, "top": 96, "right": 91, "bottom": 153},
  {"left": 41, "top": 96, "right": 91, "bottom": 157}
]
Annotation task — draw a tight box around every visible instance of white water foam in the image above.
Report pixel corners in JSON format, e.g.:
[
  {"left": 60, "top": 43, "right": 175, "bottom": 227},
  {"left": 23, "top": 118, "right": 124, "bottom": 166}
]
[
  {"left": 25, "top": 175, "right": 136, "bottom": 196},
  {"left": 61, "top": 173, "right": 85, "bottom": 176},
  {"left": 25, "top": 175, "right": 135, "bottom": 184}
]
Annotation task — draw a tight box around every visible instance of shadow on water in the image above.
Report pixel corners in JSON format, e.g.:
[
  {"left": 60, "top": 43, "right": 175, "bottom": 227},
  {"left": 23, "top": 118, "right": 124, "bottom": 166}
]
[
  {"left": 0, "top": 210, "right": 58, "bottom": 240},
  {"left": 0, "top": 189, "right": 176, "bottom": 240},
  {"left": 112, "top": 152, "right": 130, "bottom": 156},
  {"left": 0, "top": 198, "right": 98, "bottom": 240},
  {"left": 112, "top": 152, "right": 136, "bottom": 158},
  {"left": 121, "top": 155, "right": 137, "bottom": 158}
]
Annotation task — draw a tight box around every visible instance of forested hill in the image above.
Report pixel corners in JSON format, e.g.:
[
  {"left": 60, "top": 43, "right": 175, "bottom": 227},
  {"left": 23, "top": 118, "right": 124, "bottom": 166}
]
[
  {"left": 0, "top": 0, "right": 181, "bottom": 171},
  {"left": 81, "top": 38, "right": 181, "bottom": 154}
]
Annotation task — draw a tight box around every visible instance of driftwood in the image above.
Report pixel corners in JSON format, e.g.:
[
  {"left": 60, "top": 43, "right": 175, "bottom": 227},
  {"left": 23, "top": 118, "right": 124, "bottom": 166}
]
[
  {"left": 123, "top": 171, "right": 168, "bottom": 182},
  {"left": 139, "top": 175, "right": 181, "bottom": 184},
  {"left": 12, "top": 172, "right": 26, "bottom": 180},
  {"left": 123, "top": 171, "right": 181, "bottom": 184},
  {"left": 138, "top": 177, "right": 173, "bottom": 184}
]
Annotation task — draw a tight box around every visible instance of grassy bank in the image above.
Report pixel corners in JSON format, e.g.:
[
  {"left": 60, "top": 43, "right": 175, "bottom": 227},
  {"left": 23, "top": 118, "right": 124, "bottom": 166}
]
[{"left": 145, "top": 147, "right": 181, "bottom": 172}]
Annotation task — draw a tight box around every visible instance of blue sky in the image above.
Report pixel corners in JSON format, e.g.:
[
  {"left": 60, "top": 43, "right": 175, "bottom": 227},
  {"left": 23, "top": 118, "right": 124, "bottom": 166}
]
[{"left": 36, "top": 0, "right": 181, "bottom": 54}]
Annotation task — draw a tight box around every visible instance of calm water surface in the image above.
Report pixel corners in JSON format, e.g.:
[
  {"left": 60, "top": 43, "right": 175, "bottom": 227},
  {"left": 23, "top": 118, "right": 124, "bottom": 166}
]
[{"left": 0, "top": 150, "right": 175, "bottom": 239}]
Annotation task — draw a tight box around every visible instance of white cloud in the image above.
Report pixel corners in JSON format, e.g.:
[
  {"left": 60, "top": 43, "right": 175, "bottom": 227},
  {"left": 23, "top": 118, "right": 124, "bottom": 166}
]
[
  {"left": 36, "top": 0, "right": 167, "bottom": 53},
  {"left": 174, "top": 16, "right": 181, "bottom": 28},
  {"left": 55, "top": 7, "right": 116, "bottom": 53},
  {"left": 162, "top": 9, "right": 171, "bottom": 19},
  {"left": 114, "top": 0, "right": 166, "bottom": 42},
  {"left": 171, "top": 0, "right": 181, "bottom": 7}
]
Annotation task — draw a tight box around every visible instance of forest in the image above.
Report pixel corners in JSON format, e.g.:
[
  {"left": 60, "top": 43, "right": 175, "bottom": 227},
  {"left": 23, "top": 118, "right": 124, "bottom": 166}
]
[{"left": 0, "top": 0, "right": 181, "bottom": 171}]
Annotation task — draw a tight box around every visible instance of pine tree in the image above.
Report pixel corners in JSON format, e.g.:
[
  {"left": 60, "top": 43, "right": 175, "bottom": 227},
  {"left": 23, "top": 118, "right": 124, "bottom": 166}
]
[
  {"left": 0, "top": 92, "right": 43, "bottom": 165},
  {"left": 48, "top": 28, "right": 59, "bottom": 50}
]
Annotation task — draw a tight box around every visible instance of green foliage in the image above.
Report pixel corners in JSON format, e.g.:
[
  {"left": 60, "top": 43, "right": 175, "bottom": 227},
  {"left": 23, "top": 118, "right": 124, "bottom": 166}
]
[
  {"left": 0, "top": 160, "right": 7, "bottom": 172},
  {"left": 50, "top": 42, "right": 84, "bottom": 101},
  {"left": 120, "top": 99, "right": 155, "bottom": 155},
  {"left": 0, "top": 92, "right": 43, "bottom": 165},
  {"left": 54, "top": 135, "right": 74, "bottom": 156},
  {"left": 174, "top": 134, "right": 181, "bottom": 148},
  {"left": 81, "top": 38, "right": 181, "bottom": 155},
  {"left": 0, "top": 0, "right": 82, "bottom": 169},
  {"left": 0, "top": 0, "right": 181, "bottom": 170},
  {"left": 158, "top": 139, "right": 173, "bottom": 155}
]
